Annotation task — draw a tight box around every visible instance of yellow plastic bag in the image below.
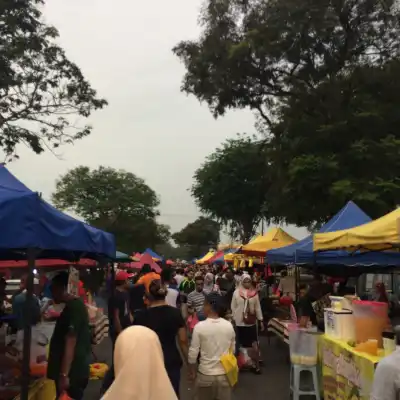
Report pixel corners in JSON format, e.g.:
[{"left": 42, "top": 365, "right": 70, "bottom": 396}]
[{"left": 220, "top": 351, "right": 239, "bottom": 387}]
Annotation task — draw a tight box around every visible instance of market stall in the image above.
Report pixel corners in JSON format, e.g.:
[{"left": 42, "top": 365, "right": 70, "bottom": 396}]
[
  {"left": 314, "top": 207, "right": 400, "bottom": 252},
  {"left": 242, "top": 227, "right": 297, "bottom": 256},
  {"left": 320, "top": 334, "right": 381, "bottom": 400},
  {"left": 0, "top": 165, "right": 115, "bottom": 400}
]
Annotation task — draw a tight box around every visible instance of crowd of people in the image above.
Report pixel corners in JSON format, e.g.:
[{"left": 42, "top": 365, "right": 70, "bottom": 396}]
[{"left": 99, "top": 263, "right": 266, "bottom": 400}]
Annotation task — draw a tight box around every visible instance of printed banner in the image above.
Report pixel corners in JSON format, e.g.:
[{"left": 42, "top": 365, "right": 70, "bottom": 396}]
[{"left": 321, "top": 336, "right": 376, "bottom": 400}]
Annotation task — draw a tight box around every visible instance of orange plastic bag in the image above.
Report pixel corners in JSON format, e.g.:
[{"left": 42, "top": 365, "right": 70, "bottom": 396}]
[{"left": 59, "top": 392, "right": 72, "bottom": 400}]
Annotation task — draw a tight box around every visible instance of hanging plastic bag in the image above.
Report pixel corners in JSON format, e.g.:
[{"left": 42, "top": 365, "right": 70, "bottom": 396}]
[
  {"left": 220, "top": 349, "right": 239, "bottom": 386},
  {"left": 59, "top": 392, "right": 72, "bottom": 400},
  {"left": 187, "top": 313, "right": 199, "bottom": 333}
]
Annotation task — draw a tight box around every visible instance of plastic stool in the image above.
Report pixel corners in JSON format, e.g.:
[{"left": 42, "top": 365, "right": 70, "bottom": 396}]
[{"left": 290, "top": 364, "right": 320, "bottom": 400}]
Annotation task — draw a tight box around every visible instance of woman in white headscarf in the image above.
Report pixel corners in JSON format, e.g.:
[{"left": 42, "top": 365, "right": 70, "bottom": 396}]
[
  {"left": 102, "top": 325, "right": 178, "bottom": 400},
  {"left": 231, "top": 274, "right": 264, "bottom": 374}
]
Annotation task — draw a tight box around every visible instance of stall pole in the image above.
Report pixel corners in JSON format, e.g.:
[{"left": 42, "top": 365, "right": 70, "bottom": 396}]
[{"left": 20, "top": 248, "right": 38, "bottom": 400}]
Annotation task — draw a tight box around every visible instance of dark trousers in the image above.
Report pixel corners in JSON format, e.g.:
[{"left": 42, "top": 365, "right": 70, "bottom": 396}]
[
  {"left": 55, "top": 378, "right": 88, "bottom": 400},
  {"left": 167, "top": 367, "right": 181, "bottom": 398}
]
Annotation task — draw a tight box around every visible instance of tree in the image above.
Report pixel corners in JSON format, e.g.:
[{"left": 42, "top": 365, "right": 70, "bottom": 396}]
[
  {"left": 172, "top": 217, "right": 220, "bottom": 259},
  {"left": 52, "top": 166, "right": 170, "bottom": 252},
  {"left": 191, "top": 136, "right": 272, "bottom": 243},
  {"left": 271, "top": 60, "right": 400, "bottom": 227},
  {"left": 173, "top": 0, "right": 400, "bottom": 126},
  {"left": 0, "top": 0, "right": 107, "bottom": 158},
  {"left": 174, "top": 0, "right": 400, "bottom": 227}
]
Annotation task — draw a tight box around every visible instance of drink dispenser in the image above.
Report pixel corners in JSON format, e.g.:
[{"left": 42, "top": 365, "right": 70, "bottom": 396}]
[
  {"left": 288, "top": 323, "right": 318, "bottom": 366},
  {"left": 352, "top": 300, "right": 388, "bottom": 347}
]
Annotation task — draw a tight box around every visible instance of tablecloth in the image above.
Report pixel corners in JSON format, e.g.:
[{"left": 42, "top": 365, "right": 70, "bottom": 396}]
[
  {"left": 90, "top": 314, "right": 109, "bottom": 345},
  {"left": 267, "top": 318, "right": 290, "bottom": 344},
  {"left": 320, "top": 335, "right": 383, "bottom": 400}
]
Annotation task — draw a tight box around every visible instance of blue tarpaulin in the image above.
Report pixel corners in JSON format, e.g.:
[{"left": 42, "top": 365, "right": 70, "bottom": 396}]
[
  {"left": 213, "top": 248, "right": 240, "bottom": 264},
  {"left": 267, "top": 201, "right": 400, "bottom": 267},
  {"left": 115, "top": 251, "right": 131, "bottom": 261},
  {"left": 0, "top": 166, "right": 115, "bottom": 260},
  {"left": 144, "top": 248, "right": 163, "bottom": 261}
]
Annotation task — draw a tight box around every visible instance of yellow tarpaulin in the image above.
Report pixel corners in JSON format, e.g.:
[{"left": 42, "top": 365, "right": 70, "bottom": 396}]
[
  {"left": 241, "top": 227, "right": 297, "bottom": 255},
  {"left": 196, "top": 251, "right": 215, "bottom": 264},
  {"left": 313, "top": 207, "right": 400, "bottom": 251}
]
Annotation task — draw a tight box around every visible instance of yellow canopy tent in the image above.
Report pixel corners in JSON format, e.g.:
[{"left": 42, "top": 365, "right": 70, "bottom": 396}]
[
  {"left": 313, "top": 208, "right": 400, "bottom": 252},
  {"left": 196, "top": 251, "right": 215, "bottom": 264},
  {"left": 241, "top": 227, "right": 297, "bottom": 256}
]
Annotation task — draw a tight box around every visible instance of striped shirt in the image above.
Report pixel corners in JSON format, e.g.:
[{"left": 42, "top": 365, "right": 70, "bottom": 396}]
[{"left": 187, "top": 290, "right": 205, "bottom": 312}]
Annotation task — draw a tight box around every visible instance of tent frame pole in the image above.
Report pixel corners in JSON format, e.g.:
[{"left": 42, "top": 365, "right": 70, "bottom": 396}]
[{"left": 20, "top": 248, "right": 39, "bottom": 400}]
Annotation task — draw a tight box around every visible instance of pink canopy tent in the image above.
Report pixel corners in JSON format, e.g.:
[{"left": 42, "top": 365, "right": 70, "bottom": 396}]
[{"left": 123, "top": 253, "right": 161, "bottom": 273}]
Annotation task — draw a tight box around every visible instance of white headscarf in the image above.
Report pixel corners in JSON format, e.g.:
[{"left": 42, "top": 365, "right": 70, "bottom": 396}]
[
  {"left": 203, "top": 272, "right": 214, "bottom": 294},
  {"left": 102, "top": 326, "right": 178, "bottom": 400},
  {"left": 239, "top": 273, "right": 256, "bottom": 298}
]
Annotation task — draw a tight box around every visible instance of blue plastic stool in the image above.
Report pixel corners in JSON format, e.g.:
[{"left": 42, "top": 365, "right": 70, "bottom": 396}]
[{"left": 290, "top": 364, "right": 320, "bottom": 400}]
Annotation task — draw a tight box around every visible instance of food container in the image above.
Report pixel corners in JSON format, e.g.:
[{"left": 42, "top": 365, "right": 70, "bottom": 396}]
[
  {"left": 288, "top": 323, "right": 318, "bottom": 366},
  {"left": 383, "top": 332, "right": 396, "bottom": 355},
  {"left": 352, "top": 300, "right": 388, "bottom": 347},
  {"left": 329, "top": 296, "right": 344, "bottom": 310},
  {"left": 324, "top": 308, "right": 355, "bottom": 341}
]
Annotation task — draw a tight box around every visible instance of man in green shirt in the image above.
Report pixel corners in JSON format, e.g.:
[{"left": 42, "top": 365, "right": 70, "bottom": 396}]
[{"left": 47, "top": 272, "right": 91, "bottom": 400}]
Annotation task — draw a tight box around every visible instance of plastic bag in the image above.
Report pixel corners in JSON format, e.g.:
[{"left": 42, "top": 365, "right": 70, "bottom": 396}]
[
  {"left": 237, "top": 347, "right": 252, "bottom": 369},
  {"left": 59, "top": 392, "right": 72, "bottom": 400},
  {"left": 220, "top": 351, "right": 238, "bottom": 386},
  {"left": 187, "top": 313, "right": 199, "bottom": 333}
]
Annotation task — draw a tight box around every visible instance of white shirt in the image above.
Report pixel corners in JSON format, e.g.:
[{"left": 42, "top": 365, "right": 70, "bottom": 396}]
[
  {"left": 371, "top": 349, "right": 400, "bottom": 400},
  {"left": 165, "top": 286, "right": 179, "bottom": 308},
  {"left": 188, "top": 318, "right": 235, "bottom": 376},
  {"left": 174, "top": 274, "right": 184, "bottom": 286}
]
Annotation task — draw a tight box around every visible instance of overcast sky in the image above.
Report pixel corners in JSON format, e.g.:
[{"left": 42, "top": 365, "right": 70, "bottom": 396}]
[{"left": 5, "top": 0, "right": 307, "bottom": 243}]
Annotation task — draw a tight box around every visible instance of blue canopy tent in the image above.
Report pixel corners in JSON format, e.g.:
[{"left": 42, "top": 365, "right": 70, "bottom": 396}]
[
  {"left": 267, "top": 201, "right": 370, "bottom": 265},
  {"left": 267, "top": 201, "right": 400, "bottom": 269},
  {"left": 115, "top": 251, "right": 131, "bottom": 261},
  {"left": 144, "top": 248, "right": 163, "bottom": 261},
  {"left": 0, "top": 166, "right": 115, "bottom": 260},
  {"left": 0, "top": 165, "right": 115, "bottom": 400}
]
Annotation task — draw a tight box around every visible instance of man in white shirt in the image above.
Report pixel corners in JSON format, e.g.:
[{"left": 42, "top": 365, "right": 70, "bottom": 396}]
[
  {"left": 174, "top": 268, "right": 185, "bottom": 287},
  {"left": 188, "top": 292, "right": 235, "bottom": 400},
  {"left": 371, "top": 347, "right": 400, "bottom": 400},
  {"left": 161, "top": 269, "right": 179, "bottom": 308}
]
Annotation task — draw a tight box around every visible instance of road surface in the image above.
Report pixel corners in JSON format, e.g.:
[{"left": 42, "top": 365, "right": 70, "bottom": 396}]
[{"left": 84, "top": 334, "right": 295, "bottom": 400}]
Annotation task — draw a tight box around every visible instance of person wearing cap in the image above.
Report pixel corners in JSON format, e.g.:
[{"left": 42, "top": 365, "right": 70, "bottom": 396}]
[
  {"left": 107, "top": 270, "right": 132, "bottom": 342},
  {"left": 188, "top": 292, "right": 236, "bottom": 400}
]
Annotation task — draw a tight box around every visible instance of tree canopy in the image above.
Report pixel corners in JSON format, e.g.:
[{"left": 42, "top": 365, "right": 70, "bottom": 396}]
[
  {"left": 52, "top": 166, "right": 170, "bottom": 252},
  {"left": 174, "top": 0, "right": 400, "bottom": 227},
  {"left": 0, "top": 0, "right": 107, "bottom": 158},
  {"left": 191, "top": 136, "right": 272, "bottom": 242},
  {"left": 172, "top": 217, "right": 220, "bottom": 260}
]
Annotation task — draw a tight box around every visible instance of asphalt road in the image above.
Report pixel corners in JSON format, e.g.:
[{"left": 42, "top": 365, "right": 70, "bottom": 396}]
[{"left": 84, "top": 334, "right": 294, "bottom": 400}]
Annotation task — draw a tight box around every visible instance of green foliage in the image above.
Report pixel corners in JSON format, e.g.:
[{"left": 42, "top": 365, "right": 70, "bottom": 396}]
[
  {"left": 191, "top": 136, "right": 272, "bottom": 242},
  {"left": 272, "top": 60, "right": 400, "bottom": 226},
  {"left": 172, "top": 217, "right": 220, "bottom": 260},
  {"left": 52, "top": 166, "right": 170, "bottom": 252},
  {"left": 0, "top": 0, "right": 107, "bottom": 158},
  {"left": 174, "top": 0, "right": 400, "bottom": 227}
]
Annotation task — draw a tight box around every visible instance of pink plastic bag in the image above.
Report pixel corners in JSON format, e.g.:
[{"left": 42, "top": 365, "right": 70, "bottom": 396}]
[
  {"left": 59, "top": 392, "right": 72, "bottom": 400},
  {"left": 187, "top": 313, "right": 199, "bottom": 333}
]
